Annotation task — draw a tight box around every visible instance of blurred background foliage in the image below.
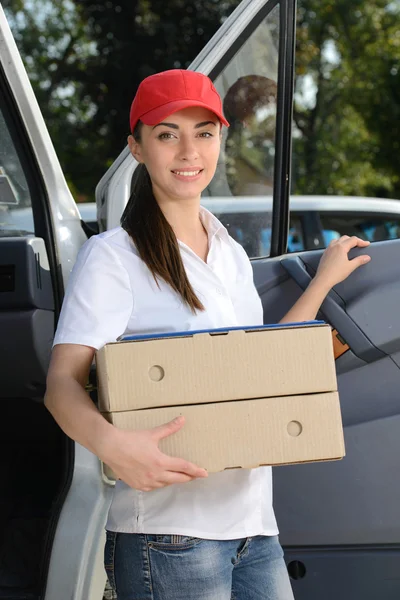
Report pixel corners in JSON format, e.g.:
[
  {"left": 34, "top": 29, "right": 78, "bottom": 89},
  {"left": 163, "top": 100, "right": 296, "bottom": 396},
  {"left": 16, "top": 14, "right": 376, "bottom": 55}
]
[
  {"left": 293, "top": 0, "right": 400, "bottom": 198},
  {"left": 3, "top": 0, "right": 400, "bottom": 201}
]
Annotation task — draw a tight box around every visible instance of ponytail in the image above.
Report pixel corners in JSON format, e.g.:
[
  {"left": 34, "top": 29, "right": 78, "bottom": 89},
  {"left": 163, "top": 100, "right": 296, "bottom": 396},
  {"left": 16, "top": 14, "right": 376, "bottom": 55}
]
[{"left": 121, "top": 122, "right": 204, "bottom": 313}]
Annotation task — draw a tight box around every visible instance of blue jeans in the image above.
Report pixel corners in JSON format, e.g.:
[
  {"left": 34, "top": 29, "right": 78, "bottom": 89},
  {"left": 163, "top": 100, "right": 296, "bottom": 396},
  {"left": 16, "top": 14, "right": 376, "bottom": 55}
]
[{"left": 104, "top": 532, "right": 294, "bottom": 600}]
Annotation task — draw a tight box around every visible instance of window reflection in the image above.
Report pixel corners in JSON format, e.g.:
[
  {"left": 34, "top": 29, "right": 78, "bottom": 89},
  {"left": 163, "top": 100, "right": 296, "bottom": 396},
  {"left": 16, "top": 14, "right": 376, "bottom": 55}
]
[
  {"left": 203, "top": 5, "right": 280, "bottom": 258},
  {"left": 223, "top": 75, "right": 277, "bottom": 197},
  {"left": 320, "top": 215, "right": 400, "bottom": 244}
]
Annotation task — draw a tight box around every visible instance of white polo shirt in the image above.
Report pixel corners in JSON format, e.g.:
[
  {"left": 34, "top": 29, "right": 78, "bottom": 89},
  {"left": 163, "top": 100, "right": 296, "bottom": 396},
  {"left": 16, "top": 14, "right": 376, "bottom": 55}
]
[{"left": 53, "top": 207, "right": 278, "bottom": 539}]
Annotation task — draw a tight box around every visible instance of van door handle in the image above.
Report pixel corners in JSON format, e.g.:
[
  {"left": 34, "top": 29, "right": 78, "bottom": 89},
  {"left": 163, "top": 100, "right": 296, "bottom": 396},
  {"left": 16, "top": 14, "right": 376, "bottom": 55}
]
[{"left": 280, "top": 256, "right": 385, "bottom": 363}]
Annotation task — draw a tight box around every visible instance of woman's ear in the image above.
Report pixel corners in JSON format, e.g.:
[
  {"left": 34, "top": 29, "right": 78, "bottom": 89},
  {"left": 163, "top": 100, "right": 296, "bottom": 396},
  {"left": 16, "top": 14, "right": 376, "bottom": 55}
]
[{"left": 128, "top": 135, "right": 143, "bottom": 163}]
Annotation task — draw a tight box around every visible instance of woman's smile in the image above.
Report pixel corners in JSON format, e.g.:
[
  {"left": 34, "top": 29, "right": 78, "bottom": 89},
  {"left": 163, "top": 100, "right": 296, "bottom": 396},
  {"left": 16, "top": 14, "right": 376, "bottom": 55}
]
[{"left": 171, "top": 168, "right": 204, "bottom": 182}]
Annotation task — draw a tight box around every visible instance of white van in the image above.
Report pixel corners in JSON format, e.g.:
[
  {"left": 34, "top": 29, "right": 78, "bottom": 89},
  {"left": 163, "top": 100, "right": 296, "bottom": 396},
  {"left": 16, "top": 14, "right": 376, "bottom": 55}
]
[{"left": 2, "top": 0, "right": 400, "bottom": 599}]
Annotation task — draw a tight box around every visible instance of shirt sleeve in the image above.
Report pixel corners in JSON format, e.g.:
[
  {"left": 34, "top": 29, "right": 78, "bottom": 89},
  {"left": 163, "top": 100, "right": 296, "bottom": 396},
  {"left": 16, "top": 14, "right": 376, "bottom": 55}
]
[{"left": 53, "top": 236, "right": 134, "bottom": 350}]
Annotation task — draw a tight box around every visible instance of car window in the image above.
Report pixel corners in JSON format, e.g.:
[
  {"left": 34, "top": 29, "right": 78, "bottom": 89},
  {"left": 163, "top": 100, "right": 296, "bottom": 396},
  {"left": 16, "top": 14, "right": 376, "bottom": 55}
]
[
  {"left": 320, "top": 214, "right": 400, "bottom": 244},
  {"left": 287, "top": 215, "right": 305, "bottom": 252},
  {"left": 203, "top": 207, "right": 305, "bottom": 256},
  {"left": 0, "top": 103, "right": 34, "bottom": 236},
  {"left": 290, "top": 0, "right": 399, "bottom": 246},
  {"left": 204, "top": 4, "right": 280, "bottom": 258}
]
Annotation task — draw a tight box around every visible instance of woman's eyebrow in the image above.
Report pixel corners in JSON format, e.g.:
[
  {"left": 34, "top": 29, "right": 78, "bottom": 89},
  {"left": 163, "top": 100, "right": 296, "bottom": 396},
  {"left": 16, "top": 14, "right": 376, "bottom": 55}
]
[
  {"left": 153, "top": 122, "right": 178, "bottom": 130},
  {"left": 194, "top": 121, "right": 217, "bottom": 129},
  {"left": 152, "top": 120, "right": 217, "bottom": 130}
]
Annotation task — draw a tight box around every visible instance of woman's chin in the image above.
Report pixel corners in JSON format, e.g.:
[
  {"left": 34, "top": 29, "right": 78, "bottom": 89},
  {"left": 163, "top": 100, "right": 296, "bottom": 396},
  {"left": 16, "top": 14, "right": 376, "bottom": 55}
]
[{"left": 168, "top": 182, "right": 207, "bottom": 201}]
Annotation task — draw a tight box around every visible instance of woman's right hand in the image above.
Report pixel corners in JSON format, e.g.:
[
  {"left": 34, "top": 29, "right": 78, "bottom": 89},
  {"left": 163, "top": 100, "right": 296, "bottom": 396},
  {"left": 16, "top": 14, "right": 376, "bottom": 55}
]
[
  {"left": 314, "top": 235, "right": 371, "bottom": 291},
  {"left": 102, "top": 416, "right": 208, "bottom": 491}
]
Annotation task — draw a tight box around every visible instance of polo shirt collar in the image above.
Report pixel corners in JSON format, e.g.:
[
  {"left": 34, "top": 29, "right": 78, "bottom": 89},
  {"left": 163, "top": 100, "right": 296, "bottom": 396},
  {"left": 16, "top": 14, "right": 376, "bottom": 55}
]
[{"left": 199, "top": 205, "right": 230, "bottom": 243}]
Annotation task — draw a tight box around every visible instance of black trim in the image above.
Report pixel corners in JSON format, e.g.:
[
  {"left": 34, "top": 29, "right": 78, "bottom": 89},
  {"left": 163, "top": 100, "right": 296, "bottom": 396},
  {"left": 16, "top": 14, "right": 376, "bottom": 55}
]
[
  {"left": 81, "top": 218, "right": 99, "bottom": 238},
  {"left": 270, "top": 0, "right": 297, "bottom": 256}
]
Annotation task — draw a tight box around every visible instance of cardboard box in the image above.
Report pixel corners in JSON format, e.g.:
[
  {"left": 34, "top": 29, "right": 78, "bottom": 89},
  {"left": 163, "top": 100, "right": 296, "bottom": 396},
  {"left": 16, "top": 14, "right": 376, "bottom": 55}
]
[
  {"left": 104, "top": 392, "right": 343, "bottom": 471},
  {"left": 97, "top": 323, "right": 337, "bottom": 412},
  {"left": 96, "top": 323, "right": 345, "bottom": 473}
]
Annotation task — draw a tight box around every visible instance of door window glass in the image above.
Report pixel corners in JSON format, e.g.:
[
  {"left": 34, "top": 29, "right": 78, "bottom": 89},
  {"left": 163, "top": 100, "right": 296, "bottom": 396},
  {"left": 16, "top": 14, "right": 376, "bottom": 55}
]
[
  {"left": 291, "top": 0, "right": 399, "bottom": 242},
  {"left": 0, "top": 104, "right": 34, "bottom": 236},
  {"left": 287, "top": 215, "right": 305, "bottom": 252},
  {"left": 202, "top": 4, "right": 280, "bottom": 258},
  {"left": 320, "top": 214, "right": 400, "bottom": 244}
]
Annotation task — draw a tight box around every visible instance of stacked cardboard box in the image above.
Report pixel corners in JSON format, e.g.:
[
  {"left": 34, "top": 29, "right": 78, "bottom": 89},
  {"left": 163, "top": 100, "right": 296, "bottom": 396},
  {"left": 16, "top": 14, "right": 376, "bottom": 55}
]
[{"left": 96, "top": 323, "right": 344, "bottom": 474}]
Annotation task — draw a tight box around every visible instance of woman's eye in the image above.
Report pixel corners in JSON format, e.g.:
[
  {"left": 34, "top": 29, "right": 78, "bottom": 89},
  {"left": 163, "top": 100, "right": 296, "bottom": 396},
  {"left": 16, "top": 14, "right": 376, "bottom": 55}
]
[
  {"left": 158, "top": 132, "right": 175, "bottom": 140},
  {"left": 158, "top": 131, "right": 213, "bottom": 140}
]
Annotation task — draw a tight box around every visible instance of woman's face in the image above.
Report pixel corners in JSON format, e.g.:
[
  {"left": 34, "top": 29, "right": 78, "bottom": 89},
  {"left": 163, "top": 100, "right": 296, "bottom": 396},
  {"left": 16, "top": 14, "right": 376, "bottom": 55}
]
[{"left": 128, "top": 106, "right": 222, "bottom": 204}]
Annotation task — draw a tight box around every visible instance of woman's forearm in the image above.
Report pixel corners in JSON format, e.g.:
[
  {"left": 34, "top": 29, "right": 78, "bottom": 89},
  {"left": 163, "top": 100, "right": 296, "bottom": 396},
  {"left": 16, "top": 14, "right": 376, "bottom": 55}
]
[
  {"left": 44, "top": 375, "right": 117, "bottom": 462},
  {"left": 279, "top": 277, "right": 330, "bottom": 324}
]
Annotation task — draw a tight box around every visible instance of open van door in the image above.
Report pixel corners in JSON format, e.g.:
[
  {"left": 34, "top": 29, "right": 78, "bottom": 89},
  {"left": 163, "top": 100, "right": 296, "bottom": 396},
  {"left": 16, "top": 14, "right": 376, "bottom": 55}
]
[
  {"left": 0, "top": 6, "right": 114, "bottom": 600},
  {"left": 99, "top": 0, "right": 400, "bottom": 598}
]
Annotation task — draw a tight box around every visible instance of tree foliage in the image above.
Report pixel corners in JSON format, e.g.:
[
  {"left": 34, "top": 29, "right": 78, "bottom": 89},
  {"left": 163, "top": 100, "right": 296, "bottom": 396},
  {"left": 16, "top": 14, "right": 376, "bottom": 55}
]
[
  {"left": 3, "top": 0, "right": 99, "bottom": 199},
  {"left": 4, "top": 0, "right": 240, "bottom": 200},
  {"left": 3, "top": 0, "right": 400, "bottom": 200},
  {"left": 293, "top": 0, "right": 400, "bottom": 197}
]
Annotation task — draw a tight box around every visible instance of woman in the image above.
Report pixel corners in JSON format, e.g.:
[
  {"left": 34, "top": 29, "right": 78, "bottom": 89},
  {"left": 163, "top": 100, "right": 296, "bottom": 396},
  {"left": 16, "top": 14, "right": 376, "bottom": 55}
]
[{"left": 45, "top": 69, "right": 371, "bottom": 600}]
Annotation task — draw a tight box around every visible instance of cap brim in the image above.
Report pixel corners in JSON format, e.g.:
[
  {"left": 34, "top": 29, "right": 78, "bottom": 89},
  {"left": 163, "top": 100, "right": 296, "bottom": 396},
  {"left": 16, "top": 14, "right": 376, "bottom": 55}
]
[{"left": 140, "top": 99, "right": 229, "bottom": 127}]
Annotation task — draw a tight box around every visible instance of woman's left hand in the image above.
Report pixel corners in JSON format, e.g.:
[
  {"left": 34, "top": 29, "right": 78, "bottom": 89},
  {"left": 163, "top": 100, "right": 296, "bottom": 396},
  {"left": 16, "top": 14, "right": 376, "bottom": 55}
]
[{"left": 315, "top": 235, "right": 371, "bottom": 291}]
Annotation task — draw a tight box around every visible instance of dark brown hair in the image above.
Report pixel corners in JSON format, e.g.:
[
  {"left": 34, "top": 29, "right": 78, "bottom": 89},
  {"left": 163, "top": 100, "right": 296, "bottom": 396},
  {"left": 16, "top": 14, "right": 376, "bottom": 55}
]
[{"left": 120, "top": 121, "right": 204, "bottom": 313}]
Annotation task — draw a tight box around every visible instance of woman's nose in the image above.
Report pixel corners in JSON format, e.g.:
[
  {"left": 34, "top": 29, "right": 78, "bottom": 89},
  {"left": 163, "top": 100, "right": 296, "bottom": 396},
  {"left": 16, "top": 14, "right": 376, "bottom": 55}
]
[{"left": 177, "top": 138, "right": 200, "bottom": 161}]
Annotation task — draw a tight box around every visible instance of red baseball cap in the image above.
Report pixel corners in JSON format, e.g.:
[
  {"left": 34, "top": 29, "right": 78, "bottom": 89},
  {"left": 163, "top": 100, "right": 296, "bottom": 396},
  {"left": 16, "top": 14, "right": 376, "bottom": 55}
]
[{"left": 129, "top": 69, "right": 229, "bottom": 132}]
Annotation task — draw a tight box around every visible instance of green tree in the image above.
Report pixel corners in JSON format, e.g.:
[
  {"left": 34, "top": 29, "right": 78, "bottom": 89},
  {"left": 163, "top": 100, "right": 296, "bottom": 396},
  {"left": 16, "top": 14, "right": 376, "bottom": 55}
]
[
  {"left": 73, "top": 0, "right": 241, "bottom": 192},
  {"left": 3, "top": 0, "right": 99, "bottom": 200},
  {"left": 4, "top": 0, "right": 240, "bottom": 201},
  {"left": 5, "top": 0, "right": 399, "bottom": 200},
  {"left": 292, "top": 0, "right": 400, "bottom": 199}
]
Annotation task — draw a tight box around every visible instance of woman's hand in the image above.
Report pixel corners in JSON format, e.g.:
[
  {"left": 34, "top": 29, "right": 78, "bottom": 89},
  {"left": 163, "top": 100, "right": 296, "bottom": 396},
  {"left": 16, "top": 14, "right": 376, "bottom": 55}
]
[
  {"left": 102, "top": 416, "right": 208, "bottom": 492},
  {"left": 314, "top": 235, "right": 371, "bottom": 292},
  {"left": 280, "top": 235, "right": 371, "bottom": 324},
  {"left": 46, "top": 346, "right": 207, "bottom": 492}
]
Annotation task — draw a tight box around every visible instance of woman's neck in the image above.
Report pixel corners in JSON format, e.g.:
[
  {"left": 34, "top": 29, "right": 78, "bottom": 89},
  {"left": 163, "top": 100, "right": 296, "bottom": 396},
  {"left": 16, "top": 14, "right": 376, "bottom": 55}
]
[{"left": 155, "top": 191, "right": 208, "bottom": 261}]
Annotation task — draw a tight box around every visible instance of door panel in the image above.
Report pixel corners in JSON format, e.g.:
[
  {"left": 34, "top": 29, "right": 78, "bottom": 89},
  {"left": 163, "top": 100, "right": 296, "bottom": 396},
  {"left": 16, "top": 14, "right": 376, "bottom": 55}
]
[
  {"left": 0, "top": 237, "right": 54, "bottom": 398},
  {"left": 302, "top": 240, "right": 400, "bottom": 355},
  {"left": 284, "top": 547, "right": 400, "bottom": 600},
  {"left": 280, "top": 255, "right": 385, "bottom": 362},
  {"left": 253, "top": 240, "right": 400, "bottom": 598}
]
